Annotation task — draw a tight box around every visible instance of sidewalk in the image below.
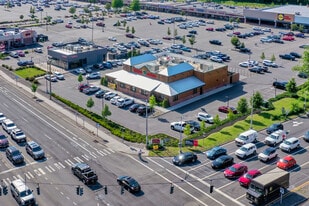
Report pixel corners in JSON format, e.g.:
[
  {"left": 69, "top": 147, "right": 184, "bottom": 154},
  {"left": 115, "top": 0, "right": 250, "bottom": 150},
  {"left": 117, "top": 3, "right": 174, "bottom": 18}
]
[{"left": 0, "top": 69, "right": 143, "bottom": 155}]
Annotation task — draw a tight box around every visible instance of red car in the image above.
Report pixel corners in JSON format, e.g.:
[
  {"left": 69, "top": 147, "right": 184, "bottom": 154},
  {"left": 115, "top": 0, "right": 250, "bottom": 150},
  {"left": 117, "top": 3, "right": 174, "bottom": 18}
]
[
  {"left": 65, "top": 24, "right": 72, "bottom": 28},
  {"left": 96, "top": 22, "right": 105, "bottom": 27},
  {"left": 282, "top": 35, "right": 294, "bottom": 41},
  {"left": 126, "top": 33, "right": 135, "bottom": 38},
  {"left": 206, "top": 27, "right": 214, "bottom": 31},
  {"left": 233, "top": 31, "right": 241, "bottom": 35},
  {"left": 224, "top": 163, "right": 248, "bottom": 179},
  {"left": 277, "top": 155, "right": 296, "bottom": 170},
  {"left": 78, "top": 83, "right": 90, "bottom": 92},
  {"left": 218, "top": 106, "right": 238, "bottom": 114},
  {"left": 162, "top": 36, "right": 173, "bottom": 40},
  {"left": 238, "top": 169, "right": 262, "bottom": 187}
]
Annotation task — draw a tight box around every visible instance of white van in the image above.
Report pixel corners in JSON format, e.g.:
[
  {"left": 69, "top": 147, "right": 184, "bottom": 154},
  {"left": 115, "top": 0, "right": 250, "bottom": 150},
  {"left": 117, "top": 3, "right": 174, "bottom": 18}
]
[
  {"left": 235, "top": 129, "right": 258, "bottom": 146},
  {"left": 10, "top": 179, "right": 36, "bottom": 206}
]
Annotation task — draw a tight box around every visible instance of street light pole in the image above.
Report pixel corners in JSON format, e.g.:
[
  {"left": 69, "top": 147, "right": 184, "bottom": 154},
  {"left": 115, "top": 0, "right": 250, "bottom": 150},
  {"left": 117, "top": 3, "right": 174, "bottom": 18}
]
[
  {"left": 179, "top": 116, "right": 183, "bottom": 154},
  {"left": 250, "top": 91, "right": 254, "bottom": 129},
  {"left": 47, "top": 60, "right": 52, "bottom": 100},
  {"left": 101, "top": 97, "right": 104, "bottom": 111},
  {"left": 145, "top": 99, "right": 148, "bottom": 148},
  {"left": 91, "top": 20, "right": 94, "bottom": 43}
]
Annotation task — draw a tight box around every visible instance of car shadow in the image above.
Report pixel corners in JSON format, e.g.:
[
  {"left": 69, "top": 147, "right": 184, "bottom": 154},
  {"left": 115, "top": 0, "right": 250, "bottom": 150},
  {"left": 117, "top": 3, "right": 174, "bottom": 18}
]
[
  {"left": 176, "top": 160, "right": 201, "bottom": 167},
  {"left": 292, "top": 147, "right": 307, "bottom": 155},
  {"left": 88, "top": 182, "right": 103, "bottom": 191},
  {"left": 132, "top": 190, "right": 145, "bottom": 197}
]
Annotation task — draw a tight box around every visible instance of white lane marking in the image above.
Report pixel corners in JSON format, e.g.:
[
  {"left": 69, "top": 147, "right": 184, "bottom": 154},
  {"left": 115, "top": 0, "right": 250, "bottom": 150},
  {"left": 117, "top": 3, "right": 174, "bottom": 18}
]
[
  {"left": 6, "top": 178, "right": 11, "bottom": 184},
  {"left": 97, "top": 150, "right": 106, "bottom": 156},
  {"left": 21, "top": 117, "right": 28, "bottom": 123},
  {"left": 103, "top": 149, "right": 111, "bottom": 155},
  {"left": 82, "top": 154, "right": 90, "bottom": 161},
  {"left": 106, "top": 148, "right": 115, "bottom": 153},
  {"left": 78, "top": 138, "right": 90, "bottom": 146},
  {"left": 0, "top": 160, "right": 38, "bottom": 176},
  {"left": 88, "top": 152, "right": 97, "bottom": 158},
  {"left": 24, "top": 173, "right": 30, "bottom": 180},
  {"left": 44, "top": 134, "right": 52, "bottom": 140},
  {"left": 3, "top": 179, "right": 8, "bottom": 186},
  {"left": 126, "top": 155, "right": 208, "bottom": 206},
  {"left": 12, "top": 176, "right": 17, "bottom": 180},
  {"left": 54, "top": 163, "right": 61, "bottom": 170},
  {"left": 66, "top": 159, "right": 74, "bottom": 166},
  {"left": 160, "top": 158, "right": 246, "bottom": 206},
  {"left": 74, "top": 157, "right": 83, "bottom": 163},
  {"left": 27, "top": 172, "right": 34, "bottom": 179},
  {"left": 17, "top": 175, "right": 24, "bottom": 182},
  {"left": 45, "top": 166, "right": 52, "bottom": 173},
  {"left": 34, "top": 169, "right": 41, "bottom": 176},
  {"left": 38, "top": 168, "right": 46, "bottom": 175},
  {"left": 58, "top": 162, "right": 65, "bottom": 169}
]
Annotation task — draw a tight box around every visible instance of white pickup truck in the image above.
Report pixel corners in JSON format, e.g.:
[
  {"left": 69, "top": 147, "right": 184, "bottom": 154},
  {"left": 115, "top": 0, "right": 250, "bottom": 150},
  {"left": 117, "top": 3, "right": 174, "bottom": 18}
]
[{"left": 264, "top": 130, "right": 288, "bottom": 146}]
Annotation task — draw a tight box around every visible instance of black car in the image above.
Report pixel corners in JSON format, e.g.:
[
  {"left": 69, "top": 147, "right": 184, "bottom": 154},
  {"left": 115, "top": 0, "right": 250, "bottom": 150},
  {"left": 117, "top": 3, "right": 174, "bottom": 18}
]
[
  {"left": 136, "top": 105, "right": 151, "bottom": 116},
  {"left": 239, "top": 47, "right": 251, "bottom": 53},
  {"left": 298, "top": 72, "right": 308, "bottom": 79},
  {"left": 95, "top": 89, "right": 107, "bottom": 98},
  {"left": 6, "top": 146, "right": 24, "bottom": 165},
  {"left": 117, "top": 176, "right": 141, "bottom": 193},
  {"left": 266, "top": 123, "right": 284, "bottom": 134},
  {"left": 211, "top": 155, "right": 234, "bottom": 170},
  {"left": 186, "top": 34, "right": 195, "bottom": 38},
  {"left": 206, "top": 146, "right": 227, "bottom": 160},
  {"left": 189, "top": 30, "right": 197, "bottom": 34},
  {"left": 209, "top": 40, "right": 222, "bottom": 45},
  {"left": 273, "top": 81, "right": 288, "bottom": 90},
  {"left": 279, "top": 54, "right": 295, "bottom": 61},
  {"left": 249, "top": 66, "right": 263, "bottom": 74},
  {"left": 172, "top": 152, "right": 197, "bottom": 166},
  {"left": 290, "top": 52, "right": 302, "bottom": 58},
  {"left": 215, "top": 28, "right": 226, "bottom": 32},
  {"left": 185, "top": 120, "right": 200, "bottom": 131},
  {"left": 129, "top": 103, "right": 143, "bottom": 113},
  {"left": 272, "top": 39, "right": 284, "bottom": 44}
]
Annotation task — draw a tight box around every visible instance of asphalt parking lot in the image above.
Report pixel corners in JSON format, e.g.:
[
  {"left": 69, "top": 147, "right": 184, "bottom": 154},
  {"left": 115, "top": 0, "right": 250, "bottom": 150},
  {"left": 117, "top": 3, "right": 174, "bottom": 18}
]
[{"left": 1, "top": 2, "right": 308, "bottom": 136}]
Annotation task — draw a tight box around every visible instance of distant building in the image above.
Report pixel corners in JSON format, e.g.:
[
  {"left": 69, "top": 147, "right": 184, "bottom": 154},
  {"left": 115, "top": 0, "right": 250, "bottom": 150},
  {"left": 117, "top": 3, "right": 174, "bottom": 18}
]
[
  {"left": 105, "top": 53, "right": 239, "bottom": 106},
  {"left": 0, "top": 28, "right": 37, "bottom": 50},
  {"left": 47, "top": 43, "right": 107, "bottom": 70}
]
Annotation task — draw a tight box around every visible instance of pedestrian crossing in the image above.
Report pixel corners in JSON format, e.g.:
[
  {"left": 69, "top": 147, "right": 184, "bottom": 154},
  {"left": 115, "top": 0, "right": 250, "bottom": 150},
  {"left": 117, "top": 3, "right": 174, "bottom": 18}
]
[{"left": 1, "top": 148, "right": 115, "bottom": 186}]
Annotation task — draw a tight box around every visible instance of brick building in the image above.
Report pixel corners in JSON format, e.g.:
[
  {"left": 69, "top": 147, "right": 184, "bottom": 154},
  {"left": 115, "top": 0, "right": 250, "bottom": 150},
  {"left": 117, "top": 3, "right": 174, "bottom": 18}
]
[{"left": 105, "top": 53, "right": 239, "bottom": 106}]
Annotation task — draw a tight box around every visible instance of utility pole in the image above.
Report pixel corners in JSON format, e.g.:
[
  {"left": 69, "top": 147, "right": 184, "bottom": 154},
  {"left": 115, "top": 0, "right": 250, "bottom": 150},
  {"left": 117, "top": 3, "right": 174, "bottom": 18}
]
[
  {"left": 250, "top": 90, "right": 254, "bottom": 129},
  {"left": 179, "top": 116, "right": 183, "bottom": 154}
]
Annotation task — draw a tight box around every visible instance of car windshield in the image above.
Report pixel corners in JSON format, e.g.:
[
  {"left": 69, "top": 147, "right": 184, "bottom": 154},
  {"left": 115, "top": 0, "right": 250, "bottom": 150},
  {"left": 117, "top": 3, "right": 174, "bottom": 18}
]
[
  {"left": 229, "top": 166, "right": 237, "bottom": 172},
  {"left": 0, "top": 114, "right": 4, "bottom": 118},
  {"left": 283, "top": 140, "right": 291, "bottom": 145},
  {"left": 270, "top": 134, "right": 277, "bottom": 139},
  {"left": 263, "top": 149, "right": 272, "bottom": 155},
  {"left": 7, "top": 123, "right": 15, "bottom": 127},
  {"left": 238, "top": 135, "right": 248, "bottom": 140},
  {"left": 16, "top": 132, "right": 24, "bottom": 137},
  {"left": 280, "top": 159, "right": 288, "bottom": 163},
  {"left": 20, "top": 189, "right": 32, "bottom": 197},
  {"left": 240, "top": 147, "right": 248, "bottom": 152},
  {"left": 85, "top": 171, "right": 95, "bottom": 177},
  {"left": 128, "top": 178, "right": 138, "bottom": 186},
  {"left": 32, "top": 146, "right": 42, "bottom": 152},
  {"left": 244, "top": 173, "right": 253, "bottom": 179},
  {"left": 216, "top": 157, "right": 225, "bottom": 164},
  {"left": 12, "top": 150, "right": 21, "bottom": 156},
  {"left": 0, "top": 135, "right": 6, "bottom": 140}
]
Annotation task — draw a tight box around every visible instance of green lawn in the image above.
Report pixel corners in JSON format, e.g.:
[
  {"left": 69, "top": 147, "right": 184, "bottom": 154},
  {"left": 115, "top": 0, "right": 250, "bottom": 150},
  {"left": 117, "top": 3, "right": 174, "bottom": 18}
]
[
  {"left": 149, "top": 98, "right": 301, "bottom": 157},
  {"left": 14, "top": 67, "right": 46, "bottom": 79}
]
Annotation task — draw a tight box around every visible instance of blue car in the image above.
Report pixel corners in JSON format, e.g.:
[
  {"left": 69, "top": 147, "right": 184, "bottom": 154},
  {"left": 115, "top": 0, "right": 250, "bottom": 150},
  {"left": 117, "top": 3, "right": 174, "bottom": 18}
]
[{"left": 206, "top": 146, "right": 227, "bottom": 160}]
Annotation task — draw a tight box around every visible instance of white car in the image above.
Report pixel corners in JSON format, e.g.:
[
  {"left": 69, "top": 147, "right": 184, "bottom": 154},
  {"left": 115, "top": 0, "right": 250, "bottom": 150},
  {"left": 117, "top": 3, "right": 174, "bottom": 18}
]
[
  {"left": 263, "top": 60, "right": 278, "bottom": 68},
  {"left": 34, "top": 48, "right": 43, "bottom": 53},
  {"left": 86, "top": 72, "right": 101, "bottom": 80},
  {"left": 210, "top": 56, "right": 223, "bottom": 63},
  {"left": 108, "top": 37, "right": 117, "bottom": 41},
  {"left": 2, "top": 119, "right": 17, "bottom": 134},
  {"left": 197, "top": 112, "right": 214, "bottom": 123},
  {"left": 239, "top": 62, "right": 249, "bottom": 67},
  {"left": 54, "top": 72, "right": 65, "bottom": 80},
  {"left": 104, "top": 92, "right": 117, "bottom": 100},
  {"left": 260, "top": 37, "right": 272, "bottom": 43},
  {"left": 110, "top": 96, "right": 121, "bottom": 105},
  {"left": 0, "top": 113, "right": 6, "bottom": 123},
  {"left": 10, "top": 128, "right": 26, "bottom": 142},
  {"left": 258, "top": 147, "right": 278, "bottom": 162},
  {"left": 279, "top": 137, "right": 300, "bottom": 152},
  {"left": 170, "top": 122, "right": 194, "bottom": 133},
  {"left": 117, "top": 98, "right": 134, "bottom": 108},
  {"left": 74, "top": 68, "right": 86, "bottom": 75},
  {"left": 206, "top": 20, "right": 214, "bottom": 24},
  {"left": 235, "top": 143, "right": 257, "bottom": 159}
]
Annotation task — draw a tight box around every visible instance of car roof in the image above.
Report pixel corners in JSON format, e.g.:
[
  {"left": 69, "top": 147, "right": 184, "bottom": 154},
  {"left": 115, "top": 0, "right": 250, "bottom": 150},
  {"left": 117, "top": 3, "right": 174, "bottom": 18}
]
[
  {"left": 27, "top": 141, "right": 39, "bottom": 148},
  {"left": 247, "top": 169, "right": 260, "bottom": 175},
  {"left": 286, "top": 137, "right": 298, "bottom": 141},
  {"left": 283, "top": 155, "right": 294, "bottom": 160},
  {"left": 233, "top": 163, "right": 245, "bottom": 168},
  {"left": 74, "top": 162, "right": 90, "bottom": 169}
]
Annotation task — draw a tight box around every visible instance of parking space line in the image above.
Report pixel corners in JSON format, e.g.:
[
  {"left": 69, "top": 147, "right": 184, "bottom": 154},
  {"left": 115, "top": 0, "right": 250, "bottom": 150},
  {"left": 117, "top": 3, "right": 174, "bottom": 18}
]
[
  {"left": 6, "top": 178, "right": 11, "bottom": 184},
  {"left": 34, "top": 169, "right": 41, "bottom": 176},
  {"left": 38, "top": 168, "right": 46, "bottom": 175},
  {"left": 17, "top": 175, "right": 24, "bottom": 182},
  {"left": 103, "top": 149, "right": 111, "bottom": 155},
  {"left": 58, "top": 162, "right": 65, "bottom": 169},
  {"left": 106, "top": 148, "right": 115, "bottom": 153},
  {"left": 97, "top": 150, "right": 106, "bottom": 156},
  {"left": 24, "top": 173, "right": 30, "bottom": 180},
  {"left": 88, "top": 152, "right": 97, "bottom": 158},
  {"left": 81, "top": 154, "right": 90, "bottom": 161},
  {"left": 27, "top": 171, "right": 34, "bottom": 179},
  {"left": 65, "top": 159, "right": 74, "bottom": 166},
  {"left": 3, "top": 179, "right": 9, "bottom": 186},
  {"left": 74, "top": 157, "right": 83, "bottom": 163},
  {"left": 45, "top": 166, "right": 52, "bottom": 173},
  {"left": 54, "top": 163, "right": 61, "bottom": 170}
]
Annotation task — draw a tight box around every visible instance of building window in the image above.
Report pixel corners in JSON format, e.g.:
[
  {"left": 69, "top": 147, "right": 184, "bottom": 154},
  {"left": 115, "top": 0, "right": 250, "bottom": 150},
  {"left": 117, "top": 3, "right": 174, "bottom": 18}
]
[
  {"left": 120, "top": 83, "right": 125, "bottom": 88},
  {"left": 193, "top": 88, "right": 197, "bottom": 94},
  {"left": 173, "top": 95, "right": 179, "bottom": 101},
  {"left": 141, "top": 89, "right": 148, "bottom": 96},
  {"left": 130, "top": 86, "right": 136, "bottom": 92}
]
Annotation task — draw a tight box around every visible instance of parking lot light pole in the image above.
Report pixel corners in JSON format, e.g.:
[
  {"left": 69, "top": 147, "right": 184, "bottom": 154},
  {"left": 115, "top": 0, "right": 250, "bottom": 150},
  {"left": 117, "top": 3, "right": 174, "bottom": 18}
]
[
  {"left": 250, "top": 91, "right": 254, "bottom": 129},
  {"left": 101, "top": 97, "right": 104, "bottom": 111},
  {"left": 145, "top": 99, "right": 148, "bottom": 148},
  {"left": 273, "top": 78, "right": 277, "bottom": 97},
  {"left": 179, "top": 116, "right": 183, "bottom": 154},
  {"left": 47, "top": 60, "right": 52, "bottom": 100}
]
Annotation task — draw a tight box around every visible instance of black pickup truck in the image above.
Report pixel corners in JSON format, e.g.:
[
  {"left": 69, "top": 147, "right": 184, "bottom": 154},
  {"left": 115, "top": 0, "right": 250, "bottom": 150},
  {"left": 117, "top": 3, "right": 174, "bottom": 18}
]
[{"left": 71, "top": 163, "right": 98, "bottom": 185}]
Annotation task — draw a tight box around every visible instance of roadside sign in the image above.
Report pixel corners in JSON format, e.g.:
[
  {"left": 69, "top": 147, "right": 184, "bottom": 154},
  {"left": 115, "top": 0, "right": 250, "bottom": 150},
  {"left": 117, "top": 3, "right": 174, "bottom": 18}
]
[
  {"left": 96, "top": 123, "right": 100, "bottom": 128},
  {"left": 280, "top": 187, "right": 284, "bottom": 194}
]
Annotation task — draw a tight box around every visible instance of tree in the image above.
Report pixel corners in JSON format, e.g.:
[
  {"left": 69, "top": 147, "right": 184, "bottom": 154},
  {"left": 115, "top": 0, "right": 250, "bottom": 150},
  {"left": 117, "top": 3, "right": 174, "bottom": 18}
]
[
  {"left": 19, "top": 15, "right": 24, "bottom": 20},
  {"left": 112, "top": 0, "right": 123, "bottom": 9},
  {"left": 78, "top": 74, "right": 83, "bottom": 84},
  {"left": 270, "top": 54, "right": 276, "bottom": 62},
  {"left": 105, "top": 3, "right": 111, "bottom": 10},
  {"left": 286, "top": 78, "right": 297, "bottom": 94},
  {"left": 148, "top": 95, "right": 157, "bottom": 110},
  {"left": 122, "top": 20, "right": 127, "bottom": 28},
  {"left": 292, "top": 49, "right": 309, "bottom": 75},
  {"left": 182, "top": 35, "right": 186, "bottom": 44},
  {"left": 213, "top": 114, "right": 220, "bottom": 125},
  {"left": 102, "top": 105, "right": 111, "bottom": 119},
  {"left": 183, "top": 124, "right": 192, "bottom": 138},
  {"left": 240, "top": 42, "right": 245, "bottom": 48},
  {"left": 188, "top": 35, "right": 196, "bottom": 49},
  {"left": 86, "top": 97, "right": 94, "bottom": 110},
  {"left": 167, "top": 27, "right": 171, "bottom": 36},
  {"left": 116, "top": 20, "right": 121, "bottom": 26},
  {"left": 131, "top": 26, "right": 135, "bottom": 34},
  {"left": 69, "top": 7, "right": 76, "bottom": 15},
  {"left": 200, "top": 120, "right": 206, "bottom": 133},
  {"left": 126, "top": 26, "right": 130, "bottom": 33},
  {"left": 291, "top": 24, "right": 298, "bottom": 31},
  {"left": 174, "top": 28, "right": 178, "bottom": 38},
  {"left": 251, "top": 91, "right": 264, "bottom": 109},
  {"left": 260, "top": 52, "right": 265, "bottom": 60},
  {"left": 101, "top": 76, "right": 108, "bottom": 86},
  {"left": 299, "top": 24, "right": 304, "bottom": 32},
  {"left": 130, "top": 0, "right": 140, "bottom": 11},
  {"left": 231, "top": 36, "right": 240, "bottom": 47},
  {"left": 237, "top": 97, "right": 249, "bottom": 114},
  {"left": 31, "top": 83, "right": 38, "bottom": 97}
]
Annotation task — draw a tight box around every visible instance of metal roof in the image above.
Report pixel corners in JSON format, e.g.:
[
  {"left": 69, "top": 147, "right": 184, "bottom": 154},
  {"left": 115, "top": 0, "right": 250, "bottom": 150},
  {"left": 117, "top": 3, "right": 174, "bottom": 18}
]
[
  {"left": 263, "top": 5, "right": 309, "bottom": 17},
  {"left": 159, "top": 62, "right": 194, "bottom": 76},
  {"left": 106, "top": 70, "right": 205, "bottom": 96},
  {"left": 123, "top": 54, "right": 157, "bottom": 66}
]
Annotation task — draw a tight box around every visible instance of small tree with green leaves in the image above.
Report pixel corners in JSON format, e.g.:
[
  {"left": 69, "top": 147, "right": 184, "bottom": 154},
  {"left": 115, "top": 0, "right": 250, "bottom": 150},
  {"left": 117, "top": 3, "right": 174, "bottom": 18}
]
[
  {"left": 174, "top": 28, "right": 178, "bottom": 38},
  {"left": 183, "top": 124, "right": 192, "bottom": 138},
  {"left": 200, "top": 121, "right": 206, "bottom": 133},
  {"left": 167, "top": 27, "right": 171, "bottom": 36},
  {"left": 270, "top": 54, "right": 276, "bottom": 62},
  {"left": 122, "top": 20, "right": 127, "bottom": 28},
  {"left": 69, "top": 7, "right": 76, "bottom": 15},
  {"left": 291, "top": 24, "right": 298, "bottom": 31},
  {"left": 112, "top": 0, "right": 124, "bottom": 10},
  {"left": 148, "top": 95, "right": 157, "bottom": 110},
  {"left": 86, "top": 97, "right": 94, "bottom": 110},
  {"left": 213, "top": 114, "right": 220, "bottom": 125},
  {"left": 78, "top": 74, "right": 83, "bottom": 84},
  {"left": 188, "top": 36, "right": 196, "bottom": 49},
  {"left": 131, "top": 26, "right": 135, "bottom": 34},
  {"left": 105, "top": 3, "right": 111, "bottom": 10},
  {"left": 20, "top": 15, "right": 24, "bottom": 20},
  {"left": 102, "top": 105, "right": 112, "bottom": 119},
  {"left": 251, "top": 91, "right": 264, "bottom": 109},
  {"left": 299, "top": 25, "right": 304, "bottom": 32},
  {"left": 130, "top": 0, "right": 140, "bottom": 11},
  {"left": 260, "top": 52, "right": 265, "bottom": 61},
  {"left": 292, "top": 49, "right": 309, "bottom": 75},
  {"left": 237, "top": 97, "right": 249, "bottom": 114},
  {"left": 231, "top": 36, "right": 240, "bottom": 47},
  {"left": 126, "top": 26, "right": 130, "bottom": 33},
  {"left": 286, "top": 78, "right": 297, "bottom": 94},
  {"left": 182, "top": 35, "right": 186, "bottom": 44},
  {"left": 240, "top": 42, "right": 245, "bottom": 48},
  {"left": 31, "top": 83, "right": 38, "bottom": 98}
]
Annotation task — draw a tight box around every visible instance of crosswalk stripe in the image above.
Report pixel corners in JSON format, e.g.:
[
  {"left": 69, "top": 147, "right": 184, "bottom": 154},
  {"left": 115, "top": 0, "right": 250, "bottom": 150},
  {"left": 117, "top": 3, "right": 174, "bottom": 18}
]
[
  {"left": 12, "top": 176, "right": 17, "bottom": 180},
  {"left": 38, "top": 168, "right": 46, "bottom": 175},
  {"left": 81, "top": 154, "right": 90, "bottom": 161},
  {"left": 74, "top": 157, "right": 83, "bottom": 163},
  {"left": 6, "top": 178, "right": 11, "bottom": 184},
  {"left": 3, "top": 179, "right": 9, "bottom": 186},
  {"left": 34, "top": 169, "right": 41, "bottom": 176},
  {"left": 24, "top": 173, "right": 30, "bottom": 180},
  {"left": 48, "top": 165, "right": 56, "bottom": 172},
  {"left": 45, "top": 166, "right": 52, "bottom": 173},
  {"left": 88, "top": 152, "right": 97, "bottom": 158},
  {"left": 103, "top": 149, "right": 111, "bottom": 155},
  {"left": 58, "top": 162, "right": 65, "bottom": 169},
  {"left": 54, "top": 163, "right": 61, "bottom": 170},
  {"left": 27, "top": 172, "right": 34, "bottom": 179},
  {"left": 17, "top": 175, "right": 24, "bottom": 182},
  {"left": 66, "top": 159, "right": 74, "bottom": 166},
  {"left": 97, "top": 150, "right": 106, "bottom": 156},
  {"left": 106, "top": 148, "right": 115, "bottom": 153}
]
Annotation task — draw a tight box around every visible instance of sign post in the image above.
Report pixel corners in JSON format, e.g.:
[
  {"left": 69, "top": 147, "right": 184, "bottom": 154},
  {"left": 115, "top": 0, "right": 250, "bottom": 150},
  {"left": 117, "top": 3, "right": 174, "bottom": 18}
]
[{"left": 280, "top": 187, "right": 284, "bottom": 204}]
